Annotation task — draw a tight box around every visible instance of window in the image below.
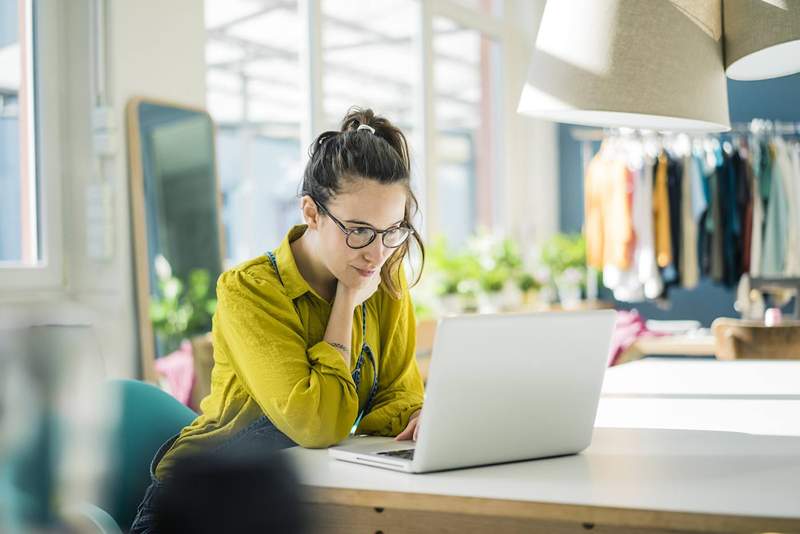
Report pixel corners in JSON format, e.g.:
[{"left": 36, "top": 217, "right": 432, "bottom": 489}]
[
  {"left": 203, "top": 0, "right": 508, "bottom": 261},
  {"left": 205, "top": 0, "right": 303, "bottom": 266},
  {"left": 433, "top": 16, "right": 503, "bottom": 247},
  {"left": 0, "top": 0, "right": 38, "bottom": 266},
  {"left": 0, "top": 0, "right": 61, "bottom": 293},
  {"left": 321, "top": 0, "right": 417, "bottom": 132}
]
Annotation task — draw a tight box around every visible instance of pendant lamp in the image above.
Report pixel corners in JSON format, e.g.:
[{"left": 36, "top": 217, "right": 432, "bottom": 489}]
[
  {"left": 517, "top": 0, "right": 731, "bottom": 132},
  {"left": 724, "top": 0, "right": 800, "bottom": 80}
]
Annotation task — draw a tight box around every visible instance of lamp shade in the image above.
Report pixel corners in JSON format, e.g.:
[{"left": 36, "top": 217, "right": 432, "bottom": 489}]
[
  {"left": 724, "top": 0, "right": 800, "bottom": 80},
  {"left": 517, "top": 0, "right": 730, "bottom": 132}
]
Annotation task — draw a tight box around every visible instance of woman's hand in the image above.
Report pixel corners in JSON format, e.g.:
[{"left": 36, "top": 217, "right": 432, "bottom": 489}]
[
  {"left": 335, "top": 271, "right": 381, "bottom": 309},
  {"left": 394, "top": 409, "right": 421, "bottom": 441}
]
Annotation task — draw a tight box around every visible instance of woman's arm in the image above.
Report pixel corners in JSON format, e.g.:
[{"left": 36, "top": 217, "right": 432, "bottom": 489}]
[
  {"left": 354, "top": 271, "right": 425, "bottom": 437},
  {"left": 216, "top": 269, "right": 359, "bottom": 448},
  {"left": 323, "top": 272, "right": 382, "bottom": 365}
]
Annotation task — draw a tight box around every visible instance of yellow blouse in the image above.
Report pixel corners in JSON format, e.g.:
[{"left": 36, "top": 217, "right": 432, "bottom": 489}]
[{"left": 155, "top": 225, "right": 424, "bottom": 479}]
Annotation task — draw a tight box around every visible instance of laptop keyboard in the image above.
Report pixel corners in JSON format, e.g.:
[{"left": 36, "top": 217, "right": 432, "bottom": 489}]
[{"left": 376, "top": 448, "right": 415, "bottom": 460}]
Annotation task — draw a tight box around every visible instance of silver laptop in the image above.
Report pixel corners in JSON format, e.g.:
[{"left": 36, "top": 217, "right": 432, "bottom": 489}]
[{"left": 329, "top": 310, "right": 616, "bottom": 473}]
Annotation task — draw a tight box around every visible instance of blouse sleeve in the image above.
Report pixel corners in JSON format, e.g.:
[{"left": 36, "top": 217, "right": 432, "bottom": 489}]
[
  {"left": 214, "top": 269, "right": 359, "bottom": 448},
  {"left": 355, "top": 270, "right": 425, "bottom": 436}
]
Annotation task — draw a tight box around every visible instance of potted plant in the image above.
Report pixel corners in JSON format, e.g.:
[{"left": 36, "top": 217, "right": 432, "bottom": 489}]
[
  {"left": 149, "top": 255, "right": 217, "bottom": 356},
  {"left": 427, "top": 236, "right": 481, "bottom": 314},
  {"left": 467, "top": 233, "right": 525, "bottom": 313},
  {"left": 516, "top": 272, "right": 541, "bottom": 307},
  {"left": 539, "top": 233, "right": 587, "bottom": 309},
  {"left": 478, "top": 266, "right": 508, "bottom": 313}
]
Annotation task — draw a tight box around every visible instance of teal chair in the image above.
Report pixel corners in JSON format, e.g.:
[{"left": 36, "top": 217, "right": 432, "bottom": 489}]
[{"left": 101, "top": 379, "right": 197, "bottom": 531}]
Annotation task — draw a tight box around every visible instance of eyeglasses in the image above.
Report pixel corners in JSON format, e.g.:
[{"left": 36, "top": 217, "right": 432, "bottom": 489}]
[{"left": 313, "top": 199, "right": 411, "bottom": 249}]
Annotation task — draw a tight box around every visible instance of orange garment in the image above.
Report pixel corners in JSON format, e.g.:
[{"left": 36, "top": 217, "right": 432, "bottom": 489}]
[
  {"left": 653, "top": 152, "right": 673, "bottom": 268},
  {"left": 584, "top": 153, "right": 635, "bottom": 270}
]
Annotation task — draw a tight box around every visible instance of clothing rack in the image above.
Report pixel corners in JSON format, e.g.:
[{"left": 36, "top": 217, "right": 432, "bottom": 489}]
[
  {"left": 570, "top": 119, "right": 800, "bottom": 142},
  {"left": 576, "top": 118, "right": 800, "bottom": 306}
]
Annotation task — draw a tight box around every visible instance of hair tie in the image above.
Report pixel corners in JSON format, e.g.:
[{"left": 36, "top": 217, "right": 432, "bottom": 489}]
[{"left": 357, "top": 124, "right": 375, "bottom": 134}]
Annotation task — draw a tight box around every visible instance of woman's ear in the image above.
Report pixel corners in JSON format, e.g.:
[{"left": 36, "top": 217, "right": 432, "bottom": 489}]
[{"left": 300, "top": 195, "right": 321, "bottom": 230}]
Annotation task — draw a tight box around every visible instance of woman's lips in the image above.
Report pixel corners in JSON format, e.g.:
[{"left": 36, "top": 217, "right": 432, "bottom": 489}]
[{"left": 353, "top": 266, "right": 376, "bottom": 277}]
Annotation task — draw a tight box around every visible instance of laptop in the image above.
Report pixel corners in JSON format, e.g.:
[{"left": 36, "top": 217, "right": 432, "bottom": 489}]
[{"left": 328, "top": 310, "right": 616, "bottom": 473}]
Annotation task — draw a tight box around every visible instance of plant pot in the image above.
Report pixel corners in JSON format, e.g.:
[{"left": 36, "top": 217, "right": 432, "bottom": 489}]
[
  {"left": 478, "top": 291, "right": 505, "bottom": 313},
  {"left": 501, "top": 284, "right": 523, "bottom": 311},
  {"left": 440, "top": 294, "right": 462, "bottom": 315},
  {"left": 521, "top": 289, "right": 539, "bottom": 308},
  {"left": 556, "top": 282, "right": 582, "bottom": 310}
]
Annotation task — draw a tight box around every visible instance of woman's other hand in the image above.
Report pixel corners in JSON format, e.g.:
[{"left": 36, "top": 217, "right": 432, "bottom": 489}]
[{"left": 394, "top": 409, "right": 421, "bottom": 441}]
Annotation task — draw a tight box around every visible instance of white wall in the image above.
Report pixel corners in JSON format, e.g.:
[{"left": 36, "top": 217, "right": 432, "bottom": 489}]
[
  {"left": 59, "top": 0, "right": 207, "bottom": 378},
  {"left": 505, "top": 0, "right": 558, "bottom": 253}
]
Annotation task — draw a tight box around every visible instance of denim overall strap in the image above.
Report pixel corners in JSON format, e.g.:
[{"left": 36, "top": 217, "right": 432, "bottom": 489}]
[
  {"left": 264, "top": 250, "right": 378, "bottom": 435},
  {"left": 350, "top": 303, "right": 379, "bottom": 435},
  {"left": 266, "top": 251, "right": 281, "bottom": 284}
]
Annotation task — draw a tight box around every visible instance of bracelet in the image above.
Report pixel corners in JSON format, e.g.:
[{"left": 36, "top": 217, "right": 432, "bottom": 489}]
[{"left": 329, "top": 341, "right": 350, "bottom": 354}]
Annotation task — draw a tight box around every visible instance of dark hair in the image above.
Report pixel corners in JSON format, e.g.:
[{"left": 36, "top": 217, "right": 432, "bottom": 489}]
[{"left": 301, "top": 107, "right": 425, "bottom": 298}]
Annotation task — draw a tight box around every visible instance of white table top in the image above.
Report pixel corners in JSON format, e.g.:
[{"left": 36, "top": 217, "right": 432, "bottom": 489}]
[
  {"left": 283, "top": 427, "right": 800, "bottom": 520},
  {"left": 596, "top": 397, "right": 800, "bottom": 436},
  {"left": 601, "top": 358, "right": 800, "bottom": 398},
  {"left": 282, "top": 360, "right": 800, "bottom": 521}
]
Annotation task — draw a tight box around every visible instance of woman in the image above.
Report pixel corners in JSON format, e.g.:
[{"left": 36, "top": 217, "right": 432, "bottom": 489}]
[{"left": 131, "top": 107, "right": 426, "bottom": 532}]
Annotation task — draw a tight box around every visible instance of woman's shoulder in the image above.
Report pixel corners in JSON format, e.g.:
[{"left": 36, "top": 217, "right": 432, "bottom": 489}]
[{"left": 216, "top": 254, "right": 285, "bottom": 302}]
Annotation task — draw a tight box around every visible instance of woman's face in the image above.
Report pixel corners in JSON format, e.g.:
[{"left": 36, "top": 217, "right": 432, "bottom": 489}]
[{"left": 315, "top": 179, "right": 407, "bottom": 288}]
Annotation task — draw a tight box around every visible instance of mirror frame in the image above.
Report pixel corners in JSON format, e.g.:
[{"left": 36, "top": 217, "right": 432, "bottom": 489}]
[{"left": 126, "top": 97, "right": 225, "bottom": 381}]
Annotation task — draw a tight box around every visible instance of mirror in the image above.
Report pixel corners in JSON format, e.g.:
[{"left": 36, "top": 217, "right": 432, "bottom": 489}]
[{"left": 126, "top": 98, "right": 224, "bottom": 381}]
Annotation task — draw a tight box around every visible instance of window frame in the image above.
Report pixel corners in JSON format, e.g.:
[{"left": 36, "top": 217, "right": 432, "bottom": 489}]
[
  {"left": 425, "top": 0, "right": 507, "bottom": 239},
  {"left": 0, "top": 0, "right": 64, "bottom": 294}
]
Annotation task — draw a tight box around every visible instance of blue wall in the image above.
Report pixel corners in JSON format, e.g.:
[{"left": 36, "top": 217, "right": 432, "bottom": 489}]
[{"left": 558, "top": 73, "right": 800, "bottom": 325}]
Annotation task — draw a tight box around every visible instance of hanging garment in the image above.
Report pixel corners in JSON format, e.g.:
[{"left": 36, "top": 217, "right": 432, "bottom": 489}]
[
  {"left": 665, "top": 154, "right": 683, "bottom": 287},
  {"left": 762, "top": 140, "right": 790, "bottom": 275},
  {"left": 749, "top": 141, "right": 766, "bottom": 277},
  {"left": 789, "top": 142, "right": 800, "bottom": 275},
  {"left": 734, "top": 146, "right": 752, "bottom": 274},
  {"left": 697, "top": 147, "right": 713, "bottom": 278},
  {"left": 709, "top": 146, "right": 725, "bottom": 283},
  {"left": 775, "top": 138, "right": 799, "bottom": 275},
  {"left": 721, "top": 148, "right": 744, "bottom": 287},
  {"left": 637, "top": 155, "right": 663, "bottom": 299},
  {"left": 741, "top": 141, "right": 754, "bottom": 274},
  {"left": 585, "top": 149, "right": 635, "bottom": 271},
  {"left": 653, "top": 152, "right": 672, "bottom": 269},
  {"left": 680, "top": 154, "right": 702, "bottom": 289},
  {"left": 605, "top": 147, "right": 663, "bottom": 303}
]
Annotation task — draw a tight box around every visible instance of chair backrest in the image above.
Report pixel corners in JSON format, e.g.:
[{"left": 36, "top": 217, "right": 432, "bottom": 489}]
[
  {"left": 102, "top": 379, "right": 196, "bottom": 530},
  {"left": 712, "top": 318, "right": 800, "bottom": 360}
]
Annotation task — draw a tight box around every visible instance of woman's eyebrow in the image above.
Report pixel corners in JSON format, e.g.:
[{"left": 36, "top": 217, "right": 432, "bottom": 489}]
[{"left": 344, "top": 217, "right": 405, "bottom": 227}]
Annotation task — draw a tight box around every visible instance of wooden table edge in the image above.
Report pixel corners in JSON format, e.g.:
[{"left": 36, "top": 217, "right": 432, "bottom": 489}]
[{"left": 300, "top": 485, "right": 800, "bottom": 533}]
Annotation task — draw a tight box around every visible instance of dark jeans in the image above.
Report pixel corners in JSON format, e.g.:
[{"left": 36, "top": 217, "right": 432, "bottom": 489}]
[{"left": 129, "top": 415, "right": 298, "bottom": 534}]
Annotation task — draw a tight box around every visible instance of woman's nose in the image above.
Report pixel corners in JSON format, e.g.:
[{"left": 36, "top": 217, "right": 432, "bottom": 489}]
[{"left": 363, "top": 237, "right": 388, "bottom": 265}]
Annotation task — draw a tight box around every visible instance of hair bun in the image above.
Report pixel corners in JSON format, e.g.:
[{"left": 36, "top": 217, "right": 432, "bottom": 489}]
[{"left": 341, "top": 107, "right": 376, "bottom": 133}]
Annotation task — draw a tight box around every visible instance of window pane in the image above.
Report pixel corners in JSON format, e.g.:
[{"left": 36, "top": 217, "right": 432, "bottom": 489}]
[
  {"left": 434, "top": 17, "right": 503, "bottom": 248},
  {"left": 0, "top": 0, "right": 38, "bottom": 265},
  {"left": 205, "top": 0, "right": 302, "bottom": 266},
  {"left": 321, "top": 0, "right": 422, "bottom": 233},
  {"left": 321, "top": 0, "right": 417, "bottom": 131}
]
